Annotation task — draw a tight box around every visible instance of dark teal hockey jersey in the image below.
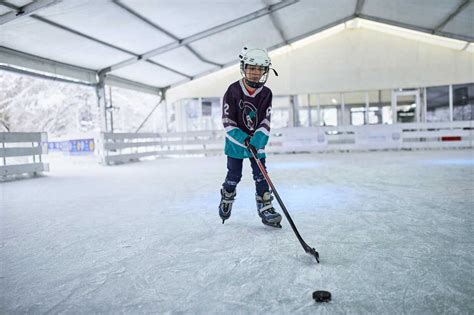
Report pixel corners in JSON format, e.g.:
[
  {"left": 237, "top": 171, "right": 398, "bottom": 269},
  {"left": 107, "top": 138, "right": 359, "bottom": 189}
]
[{"left": 222, "top": 80, "right": 272, "bottom": 159}]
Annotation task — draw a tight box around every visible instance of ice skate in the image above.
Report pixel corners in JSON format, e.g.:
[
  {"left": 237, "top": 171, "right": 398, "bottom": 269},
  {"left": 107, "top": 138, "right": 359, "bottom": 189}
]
[
  {"left": 219, "top": 188, "right": 236, "bottom": 224},
  {"left": 256, "top": 191, "right": 282, "bottom": 228}
]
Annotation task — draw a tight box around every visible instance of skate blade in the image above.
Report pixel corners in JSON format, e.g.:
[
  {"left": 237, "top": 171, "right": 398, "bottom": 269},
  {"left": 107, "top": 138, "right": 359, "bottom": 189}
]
[
  {"left": 262, "top": 221, "right": 282, "bottom": 228},
  {"left": 221, "top": 217, "right": 229, "bottom": 224}
]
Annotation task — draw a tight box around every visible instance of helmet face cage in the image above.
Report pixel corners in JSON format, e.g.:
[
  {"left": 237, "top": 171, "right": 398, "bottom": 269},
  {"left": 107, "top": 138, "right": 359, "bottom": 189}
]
[
  {"left": 239, "top": 46, "right": 271, "bottom": 89},
  {"left": 240, "top": 62, "right": 269, "bottom": 89}
]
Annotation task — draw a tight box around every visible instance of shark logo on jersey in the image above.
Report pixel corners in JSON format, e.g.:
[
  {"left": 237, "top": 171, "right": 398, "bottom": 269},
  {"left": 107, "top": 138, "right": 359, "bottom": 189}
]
[{"left": 239, "top": 100, "right": 258, "bottom": 131}]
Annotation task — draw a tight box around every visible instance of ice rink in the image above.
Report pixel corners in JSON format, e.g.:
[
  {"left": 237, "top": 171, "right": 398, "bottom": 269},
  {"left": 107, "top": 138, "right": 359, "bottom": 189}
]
[{"left": 1, "top": 149, "right": 473, "bottom": 314}]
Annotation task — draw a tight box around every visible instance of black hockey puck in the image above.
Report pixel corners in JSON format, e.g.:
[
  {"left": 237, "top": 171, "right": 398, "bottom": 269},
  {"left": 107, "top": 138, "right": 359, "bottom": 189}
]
[{"left": 313, "top": 290, "right": 331, "bottom": 302}]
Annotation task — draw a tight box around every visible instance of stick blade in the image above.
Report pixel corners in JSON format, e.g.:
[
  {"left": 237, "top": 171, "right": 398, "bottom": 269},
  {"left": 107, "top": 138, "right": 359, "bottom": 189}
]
[{"left": 305, "top": 246, "right": 320, "bottom": 263}]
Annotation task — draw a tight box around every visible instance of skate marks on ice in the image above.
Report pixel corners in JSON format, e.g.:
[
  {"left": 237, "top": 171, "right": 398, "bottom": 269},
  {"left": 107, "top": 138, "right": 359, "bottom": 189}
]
[{"left": 1, "top": 150, "right": 473, "bottom": 313}]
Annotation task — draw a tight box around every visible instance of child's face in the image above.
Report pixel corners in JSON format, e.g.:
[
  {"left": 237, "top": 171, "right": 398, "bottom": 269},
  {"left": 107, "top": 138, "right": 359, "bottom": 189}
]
[{"left": 245, "top": 65, "right": 266, "bottom": 82}]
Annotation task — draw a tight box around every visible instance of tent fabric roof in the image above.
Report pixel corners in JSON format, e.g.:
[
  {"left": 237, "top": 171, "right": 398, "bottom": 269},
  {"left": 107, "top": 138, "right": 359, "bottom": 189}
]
[{"left": 1, "top": 0, "right": 473, "bottom": 94}]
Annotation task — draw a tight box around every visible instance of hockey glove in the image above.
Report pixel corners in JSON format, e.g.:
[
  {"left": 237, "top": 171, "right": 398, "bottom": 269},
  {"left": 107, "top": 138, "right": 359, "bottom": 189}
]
[{"left": 244, "top": 137, "right": 256, "bottom": 153}]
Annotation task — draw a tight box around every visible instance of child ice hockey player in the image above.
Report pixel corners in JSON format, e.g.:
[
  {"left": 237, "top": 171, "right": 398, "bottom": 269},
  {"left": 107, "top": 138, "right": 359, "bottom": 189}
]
[{"left": 218, "top": 46, "right": 282, "bottom": 228}]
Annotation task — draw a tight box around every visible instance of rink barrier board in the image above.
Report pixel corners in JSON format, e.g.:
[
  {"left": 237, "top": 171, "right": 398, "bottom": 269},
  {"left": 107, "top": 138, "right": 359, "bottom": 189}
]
[
  {"left": 0, "top": 162, "right": 49, "bottom": 176},
  {"left": 400, "top": 141, "right": 473, "bottom": 149},
  {"left": 100, "top": 132, "right": 224, "bottom": 164},
  {"left": 100, "top": 121, "right": 473, "bottom": 165},
  {"left": 103, "top": 138, "right": 222, "bottom": 151},
  {"left": 0, "top": 132, "right": 45, "bottom": 143},
  {"left": 103, "top": 148, "right": 222, "bottom": 164},
  {"left": 0, "top": 146, "right": 44, "bottom": 157},
  {"left": 0, "top": 132, "right": 49, "bottom": 178}
]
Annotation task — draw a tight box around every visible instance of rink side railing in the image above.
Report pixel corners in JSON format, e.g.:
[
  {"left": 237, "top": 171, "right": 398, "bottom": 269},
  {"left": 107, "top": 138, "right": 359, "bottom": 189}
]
[
  {"left": 99, "top": 121, "right": 473, "bottom": 165},
  {"left": 0, "top": 132, "right": 49, "bottom": 178}
]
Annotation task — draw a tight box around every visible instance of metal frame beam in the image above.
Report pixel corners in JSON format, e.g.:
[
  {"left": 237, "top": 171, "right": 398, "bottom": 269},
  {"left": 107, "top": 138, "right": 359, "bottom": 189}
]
[
  {"left": 0, "top": 47, "right": 162, "bottom": 95},
  {"left": 184, "top": 45, "right": 222, "bottom": 68},
  {"left": 31, "top": 14, "right": 134, "bottom": 55},
  {"left": 2, "top": 2, "right": 191, "bottom": 80},
  {"left": 112, "top": 0, "right": 223, "bottom": 68},
  {"left": 169, "top": 7, "right": 474, "bottom": 91},
  {"left": 354, "top": 0, "right": 365, "bottom": 17},
  {"left": 273, "top": 15, "right": 355, "bottom": 49},
  {"left": 3, "top": 1, "right": 472, "bottom": 95},
  {"left": 32, "top": 15, "right": 191, "bottom": 79},
  {"left": 104, "top": 75, "right": 162, "bottom": 95},
  {"left": 0, "top": 46, "right": 97, "bottom": 83},
  {"left": 268, "top": 15, "right": 288, "bottom": 44},
  {"left": 168, "top": 15, "right": 355, "bottom": 89},
  {"left": 0, "top": 64, "right": 95, "bottom": 87},
  {"left": 135, "top": 95, "right": 165, "bottom": 133},
  {"left": 433, "top": 0, "right": 471, "bottom": 33},
  {"left": 358, "top": 13, "right": 474, "bottom": 42},
  {"left": 262, "top": 0, "right": 288, "bottom": 44},
  {"left": 100, "top": 0, "right": 298, "bottom": 74},
  {"left": 0, "top": 0, "right": 60, "bottom": 25}
]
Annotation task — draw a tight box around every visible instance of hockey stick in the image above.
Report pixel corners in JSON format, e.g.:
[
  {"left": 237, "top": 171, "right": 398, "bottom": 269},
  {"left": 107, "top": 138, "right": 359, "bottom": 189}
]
[{"left": 248, "top": 146, "right": 320, "bottom": 263}]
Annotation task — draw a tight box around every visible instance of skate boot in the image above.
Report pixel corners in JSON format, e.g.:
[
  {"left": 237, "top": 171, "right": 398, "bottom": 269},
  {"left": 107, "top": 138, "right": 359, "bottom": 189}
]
[
  {"left": 219, "top": 188, "right": 236, "bottom": 224},
  {"left": 256, "top": 192, "right": 282, "bottom": 228}
]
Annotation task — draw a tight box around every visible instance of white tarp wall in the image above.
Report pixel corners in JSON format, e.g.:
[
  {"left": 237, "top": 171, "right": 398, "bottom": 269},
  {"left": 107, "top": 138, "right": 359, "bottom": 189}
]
[{"left": 166, "top": 20, "right": 474, "bottom": 104}]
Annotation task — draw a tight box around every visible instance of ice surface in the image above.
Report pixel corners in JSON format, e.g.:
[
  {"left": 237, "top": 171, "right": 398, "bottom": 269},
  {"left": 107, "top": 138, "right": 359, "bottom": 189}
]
[{"left": 1, "top": 149, "right": 473, "bottom": 314}]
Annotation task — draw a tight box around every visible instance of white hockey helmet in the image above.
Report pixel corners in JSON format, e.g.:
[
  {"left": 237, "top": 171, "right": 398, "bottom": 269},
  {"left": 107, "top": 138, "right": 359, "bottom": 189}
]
[
  {"left": 239, "top": 46, "right": 271, "bottom": 68},
  {"left": 239, "top": 46, "right": 276, "bottom": 88}
]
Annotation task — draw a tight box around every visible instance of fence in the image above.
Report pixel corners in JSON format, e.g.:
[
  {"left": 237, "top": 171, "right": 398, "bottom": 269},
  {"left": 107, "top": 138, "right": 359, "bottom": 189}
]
[
  {"left": 0, "top": 132, "right": 49, "bottom": 178},
  {"left": 100, "top": 121, "right": 473, "bottom": 165},
  {"left": 99, "top": 131, "right": 222, "bottom": 165}
]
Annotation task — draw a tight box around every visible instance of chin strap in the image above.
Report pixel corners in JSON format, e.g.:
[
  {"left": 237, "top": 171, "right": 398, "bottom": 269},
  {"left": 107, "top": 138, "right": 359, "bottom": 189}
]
[
  {"left": 245, "top": 79, "right": 263, "bottom": 89},
  {"left": 244, "top": 68, "right": 278, "bottom": 88}
]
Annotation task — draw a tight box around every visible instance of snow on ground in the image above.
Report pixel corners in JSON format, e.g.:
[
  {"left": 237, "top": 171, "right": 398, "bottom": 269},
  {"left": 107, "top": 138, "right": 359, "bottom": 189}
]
[{"left": 1, "top": 149, "right": 473, "bottom": 314}]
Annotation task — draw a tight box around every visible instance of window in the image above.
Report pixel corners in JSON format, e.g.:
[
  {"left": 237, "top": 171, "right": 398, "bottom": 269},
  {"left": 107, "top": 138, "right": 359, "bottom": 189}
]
[
  {"left": 321, "top": 107, "right": 338, "bottom": 126},
  {"left": 271, "top": 96, "right": 291, "bottom": 128},
  {"left": 297, "top": 94, "right": 311, "bottom": 127},
  {"left": 370, "top": 90, "right": 392, "bottom": 124},
  {"left": 426, "top": 86, "right": 449, "bottom": 122},
  {"left": 395, "top": 92, "right": 417, "bottom": 123},
  {"left": 453, "top": 83, "right": 473, "bottom": 121},
  {"left": 319, "top": 93, "right": 340, "bottom": 126},
  {"left": 202, "top": 100, "right": 212, "bottom": 117},
  {"left": 345, "top": 92, "right": 369, "bottom": 126},
  {"left": 271, "top": 108, "right": 290, "bottom": 128}
]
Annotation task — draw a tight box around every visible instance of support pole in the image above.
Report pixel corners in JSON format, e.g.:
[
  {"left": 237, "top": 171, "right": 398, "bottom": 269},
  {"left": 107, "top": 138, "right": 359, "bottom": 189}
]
[
  {"left": 449, "top": 85, "right": 454, "bottom": 122},
  {"left": 136, "top": 89, "right": 166, "bottom": 133},
  {"left": 96, "top": 73, "right": 108, "bottom": 165},
  {"left": 365, "top": 92, "right": 369, "bottom": 124},
  {"left": 108, "top": 86, "right": 114, "bottom": 132},
  {"left": 96, "top": 73, "right": 108, "bottom": 133}
]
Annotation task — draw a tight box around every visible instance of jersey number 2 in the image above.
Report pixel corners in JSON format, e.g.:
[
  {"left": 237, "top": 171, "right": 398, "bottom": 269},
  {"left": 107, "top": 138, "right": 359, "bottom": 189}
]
[{"left": 224, "top": 103, "right": 230, "bottom": 116}]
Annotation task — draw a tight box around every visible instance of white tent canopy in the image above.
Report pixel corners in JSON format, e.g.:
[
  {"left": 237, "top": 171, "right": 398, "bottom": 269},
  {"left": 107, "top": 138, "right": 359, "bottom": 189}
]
[{"left": 1, "top": 0, "right": 473, "bottom": 95}]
